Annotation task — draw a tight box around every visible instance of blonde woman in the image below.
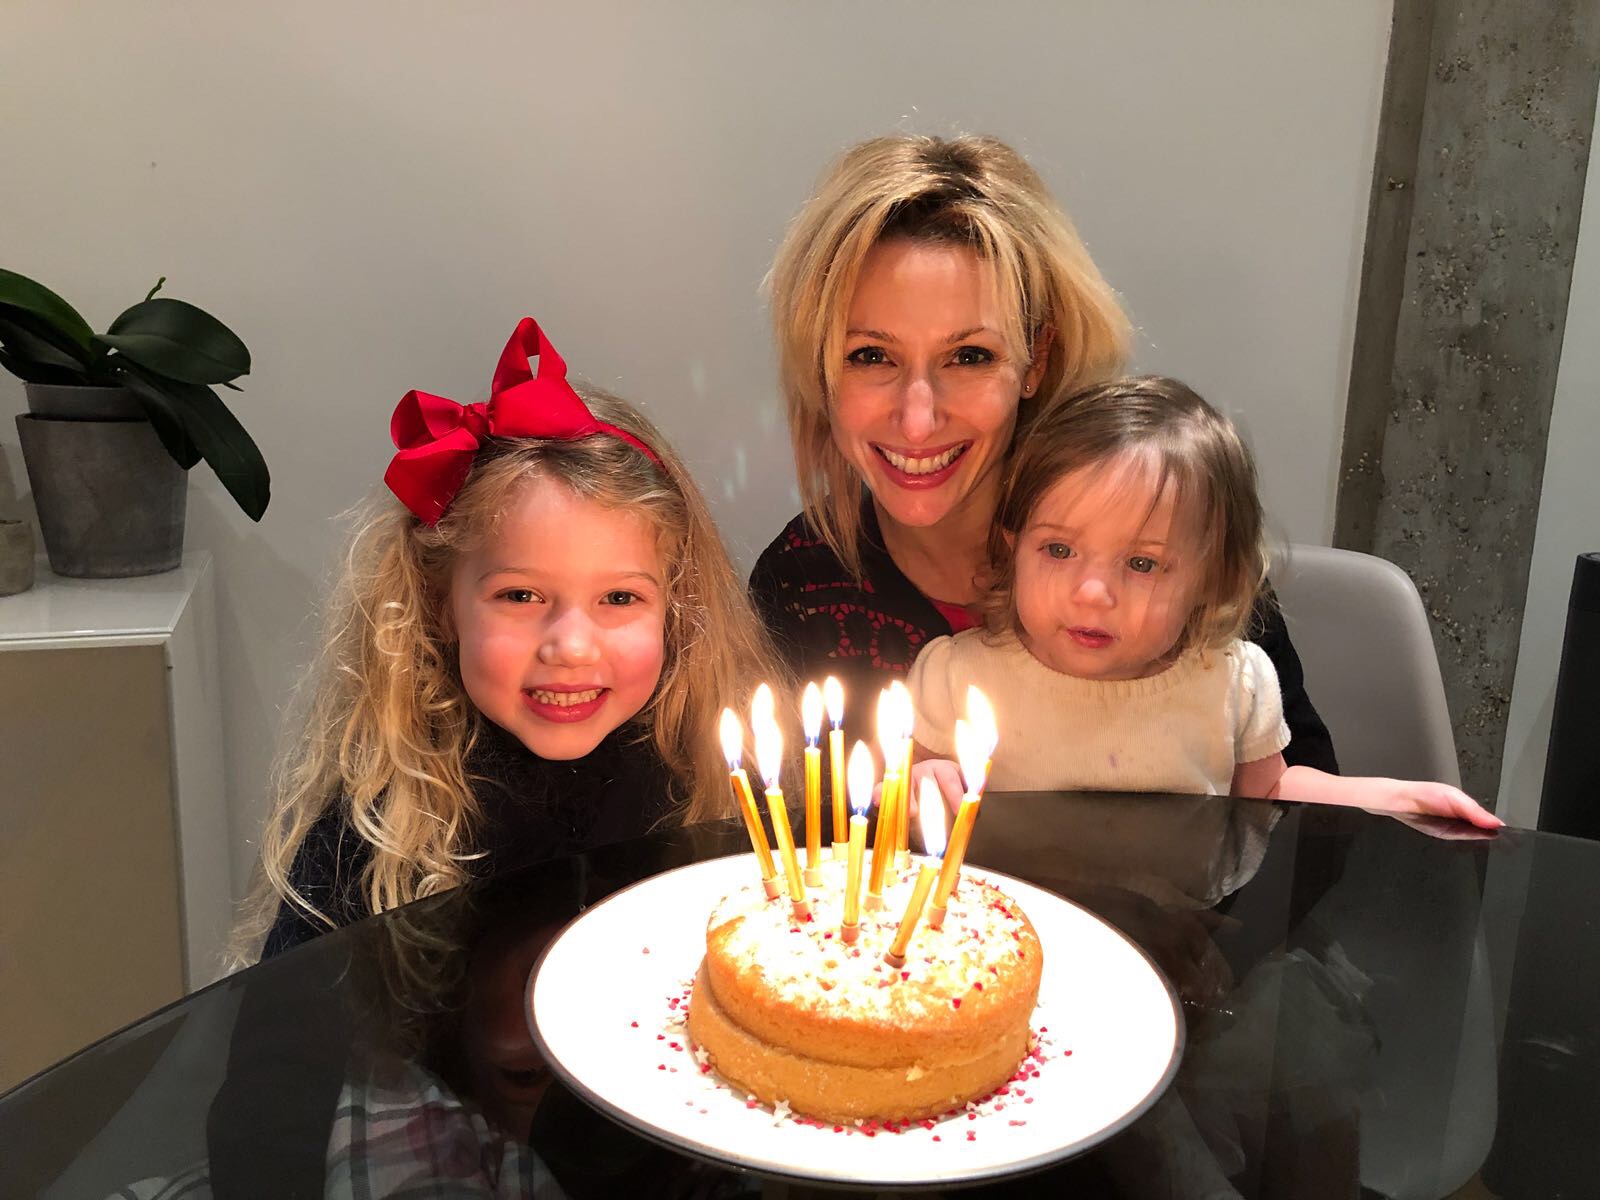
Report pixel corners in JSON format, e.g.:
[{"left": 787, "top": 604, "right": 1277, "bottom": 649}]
[
  {"left": 752, "top": 134, "right": 1337, "bottom": 772},
  {"left": 240, "top": 318, "right": 780, "bottom": 958}
]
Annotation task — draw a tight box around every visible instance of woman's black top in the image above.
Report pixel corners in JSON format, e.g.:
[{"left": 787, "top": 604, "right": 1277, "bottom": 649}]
[
  {"left": 749, "top": 502, "right": 1339, "bottom": 774},
  {"left": 262, "top": 720, "right": 677, "bottom": 958}
]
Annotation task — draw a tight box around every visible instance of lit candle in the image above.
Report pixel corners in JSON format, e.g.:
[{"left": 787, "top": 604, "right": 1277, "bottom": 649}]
[
  {"left": 801, "top": 682, "right": 825, "bottom": 886},
  {"left": 721, "top": 707, "right": 780, "bottom": 899},
  {"left": 866, "top": 687, "right": 899, "bottom": 911},
  {"left": 825, "top": 676, "right": 847, "bottom": 861},
  {"left": 928, "top": 687, "right": 998, "bottom": 930},
  {"left": 885, "top": 779, "right": 947, "bottom": 968},
  {"left": 753, "top": 683, "right": 811, "bottom": 919},
  {"left": 840, "top": 740, "right": 874, "bottom": 944},
  {"left": 892, "top": 680, "right": 915, "bottom": 867}
]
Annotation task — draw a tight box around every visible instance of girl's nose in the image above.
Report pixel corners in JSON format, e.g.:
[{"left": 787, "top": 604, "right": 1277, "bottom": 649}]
[
  {"left": 538, "top": 607, "right": 602, "bottom": 666},
  {"left": 895, "top": 370, "right": 939, "bottom": 444},
  {"left": 1073, "top": 572, "right": 1116, "bottom": 609}
]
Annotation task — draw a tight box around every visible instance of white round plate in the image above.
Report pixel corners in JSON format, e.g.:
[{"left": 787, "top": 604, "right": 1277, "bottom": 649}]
[{"left": 528, "top": 854, "right": 1182, "bottom": 1188}]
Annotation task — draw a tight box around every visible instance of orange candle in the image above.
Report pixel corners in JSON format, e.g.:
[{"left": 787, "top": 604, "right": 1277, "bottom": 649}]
[
  {"left": 840, "top": 740, "right": 874, "bottom": 943},
  {"left": 928, "top": 688, "right": 998, "bottom": 930},
  {"left": 866, "top": 688, "right": 899, "bottom": 910},
  {"left": 892, "top": 681, "right": 915, "bottom": 865},
  {"left": 753, "top": 684, "right": 811, "bottom": 919},
  {"left": 802, "top": 682, "right": 824, "bottom": 886},
  {"left": 825, "top": 676, "right": 847, "bottom": 860},
  {"left": 720, "top": 707, "right": 779, "bottom": 899},
  {"left": 885, "top": 781, "right": 947, "bottom": 967}
]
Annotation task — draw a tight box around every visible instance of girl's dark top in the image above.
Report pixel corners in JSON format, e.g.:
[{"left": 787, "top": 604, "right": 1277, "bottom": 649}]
[
  {"left": 750, "top": 502, "right": 1340, "bottom": 774},
  {"left": 262, "top": 719, "right": 677, "bottom": 958}
]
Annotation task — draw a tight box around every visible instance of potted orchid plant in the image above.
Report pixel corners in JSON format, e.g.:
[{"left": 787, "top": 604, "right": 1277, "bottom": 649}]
[{"left": 0, "top": 268, "right": 269, "bottom": 577}]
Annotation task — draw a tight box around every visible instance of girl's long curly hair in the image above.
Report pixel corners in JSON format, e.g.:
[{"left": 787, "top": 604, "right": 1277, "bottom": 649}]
[{"left": 233, "top": 387, "right": 783, "bottom": 963}]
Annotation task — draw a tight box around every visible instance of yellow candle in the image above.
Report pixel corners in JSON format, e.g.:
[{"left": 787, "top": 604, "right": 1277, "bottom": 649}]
[
  {"left": 753, "top": 684, "right": 811, "bottom": 919},
  {"left": 928, "top": 693, "right": 998, "bottom": 929},
  {"left": 841, "top": 741, "right": 874, "bottom": 943},
  {"left": 893, "top": 682, "right": 915, "bottom": 865},
  {"left": 720, "top": 708, "right": 779, "bottom": 899},
  {"left": 825, "top": 676, "right": 847, "bottom": 860},
  {"left": 867, "top": 762, "right": 899, "bottom": 910},
  {"left": 885, "top": 780, "right": 947, "bottom": 967},
  {"left": 802, "top": 682, "right": 824, "bottom": 886}
]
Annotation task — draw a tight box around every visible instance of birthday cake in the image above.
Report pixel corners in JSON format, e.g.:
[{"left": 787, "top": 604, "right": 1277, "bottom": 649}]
[{"left": 686, "top": 858, "right": 1043, "bottom": 1123}]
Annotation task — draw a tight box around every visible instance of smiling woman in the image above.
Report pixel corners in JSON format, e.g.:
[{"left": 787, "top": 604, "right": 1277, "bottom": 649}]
[{"left": 751, "top": 134, "right": 1338, "bottom": 775}]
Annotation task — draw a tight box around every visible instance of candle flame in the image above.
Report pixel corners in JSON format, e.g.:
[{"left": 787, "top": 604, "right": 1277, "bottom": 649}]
[
  {"left": 824, "top": 675, "right": 844, "bottom": 727},
  {"left": 753, "top": 702, "right": 783, "bottom": 789},
  {"left": 718, "top": 707, "right": 744, "bottom": 767},
  {"left": 918, "top": 777, "right": 948, "bottom": 859},
  {"left": 891, "top": 679, "right": 916, "bottom": 741},
  {"left": 752, "top": 682, "right": 776, "bottom": 727},
  {"left": 875, "top": 687, "right": 898, "bottom": 758},
  {"left": 802, "top": 681, "right": 823, "bottom": 743},
  {"left": 965, "top": 685, "right": 997, "bottom": 744},
  {"left": 955, "top": 718, "right": 992, "bottom": 797},
  {"left": 847, "top": 740, "right": 876, "bottom": 816}
]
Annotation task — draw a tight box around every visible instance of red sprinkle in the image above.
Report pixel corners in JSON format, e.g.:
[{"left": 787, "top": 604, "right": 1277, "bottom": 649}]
[
  {"left": 834, "top": 1125, "right": 844, "bottom": 1133},
  {"left": 973, "top": 982, "right": 984, "bottom": 991},
  {"left": 746, "top": 1099, "right": 758, "bottom": 1109},
  {"left": 630, "top": 1021, "right": 638, "bottom": 1027},
  {"left": 642, "top": 947, "right": 650, "bottom": 954},
  {"left": 901, "top": 971, "right": 910, "bottom": 981},
  {"left": 951, "top": 998, "right": 962, "bottom": 1009},
  {"left": 669, "top": 1042, "right": 680, "bottom": 1050},
  {"left": 968, "top": 1112, "right": 977, "bottom": 1121},
  {"left": 932, "top": 1135, "right": 942, "bottom": 1142},
  {"left": 966, "top": 1130, "right": 977, "bottom": 1141},
  {"left": 824, "top": 931, "right": 833, "bottom": 939},
  {"left": 657, "top": 1064, "right": 665, "bottom": 1071},
  {"left": 1064, "top": 1049, "right": 1073, "bottom": 1056}
]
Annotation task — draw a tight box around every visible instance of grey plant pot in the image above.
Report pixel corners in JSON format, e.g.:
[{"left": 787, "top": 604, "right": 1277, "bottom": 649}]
[
  {"left": 0, "top": 520, "right": 34, "bottom": 595},
  {"left": 16, "top": 386, "right": 187, "bottom": 578}
]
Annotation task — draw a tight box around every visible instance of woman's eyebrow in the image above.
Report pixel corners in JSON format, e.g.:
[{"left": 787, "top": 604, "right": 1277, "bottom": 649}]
[
  {"left": 844, "top": 327, "right": 897, "bottom": 342},
  {"left": 943, "top": 326, "right": 992, "bottom": 344}
]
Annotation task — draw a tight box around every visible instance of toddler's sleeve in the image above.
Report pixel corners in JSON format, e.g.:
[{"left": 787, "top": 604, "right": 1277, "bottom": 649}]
[
  {"left": 1235, "top": 641, "right": 1293, "bottom": 764},
  {"left": 907, "top": 635, "right": 961, "bottom": 758}
]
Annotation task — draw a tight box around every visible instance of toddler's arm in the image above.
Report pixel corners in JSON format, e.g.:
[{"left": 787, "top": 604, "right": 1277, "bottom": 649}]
[{"left": 1231, "top": 754, "right": 1503, "bottom": 830}]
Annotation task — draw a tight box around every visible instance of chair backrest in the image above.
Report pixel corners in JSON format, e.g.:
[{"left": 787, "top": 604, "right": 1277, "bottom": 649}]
[{"left": 1269, "top": 544, "right": 1461, "bottom": 787}]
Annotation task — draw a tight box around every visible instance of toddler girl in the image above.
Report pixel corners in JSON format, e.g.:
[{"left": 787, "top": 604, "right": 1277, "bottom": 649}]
[
  {"left": 239, "top": 318, "right": 781, "bottom": 959},
  {"left": 909, "top": 375, "right": 1500, "bottom": 827}
]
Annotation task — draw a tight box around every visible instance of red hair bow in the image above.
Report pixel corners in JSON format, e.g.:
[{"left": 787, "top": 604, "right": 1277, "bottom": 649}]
[{"left": 383, "top": 317, "right": 661, "bottom": 524}]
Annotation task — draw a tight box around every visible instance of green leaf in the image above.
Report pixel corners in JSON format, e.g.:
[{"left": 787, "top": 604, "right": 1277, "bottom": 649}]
[
  {"left": 159, "top": 377, "right": 270, "bottom": 520},
  {"left": 103, "top": 297, "right": 250, "bottom": 384},
  {"left": 118, "top": 365, "right": 203, "bottom": 469},
  {"left": 0, "top": 269, "right": 94, "bottom": 355},
  {"left": 0, "top": 345, "right": 84, "bottom": 385},
  {"left": 0, "top": 312, "right": 90, "bottom": 374}
]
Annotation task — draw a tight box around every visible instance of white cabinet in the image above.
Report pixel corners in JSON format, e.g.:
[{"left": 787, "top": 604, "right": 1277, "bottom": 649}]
[{"left": 0, "top": 554, "right": 229, "bottom": 1090}]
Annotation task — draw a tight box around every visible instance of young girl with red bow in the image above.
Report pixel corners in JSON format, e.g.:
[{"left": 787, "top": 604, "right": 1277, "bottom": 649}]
[{"left": 239, "top": 319, "right": 780, "bottom": 959}]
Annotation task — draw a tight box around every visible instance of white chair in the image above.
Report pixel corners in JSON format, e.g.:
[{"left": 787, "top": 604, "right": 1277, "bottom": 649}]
[
  {"left": 1271, "top": 545, "right": 1492, "bottom": 1199},
  {"left": 1269, "top": 544, "right": 1461, "bottom": 787}
]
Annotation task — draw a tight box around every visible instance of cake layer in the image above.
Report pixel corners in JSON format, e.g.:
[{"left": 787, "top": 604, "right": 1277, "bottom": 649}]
[
  {"left": 702, "top": 860, "right": 1042, "bottom": 1070},
  {"left": 686, "top": 963, "right": 1030, "bottom": 1124}
]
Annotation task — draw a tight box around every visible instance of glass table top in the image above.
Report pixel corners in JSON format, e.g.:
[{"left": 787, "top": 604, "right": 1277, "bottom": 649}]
[{"left": 4, "top": 791, "right": 1596, "bottom": 1199}]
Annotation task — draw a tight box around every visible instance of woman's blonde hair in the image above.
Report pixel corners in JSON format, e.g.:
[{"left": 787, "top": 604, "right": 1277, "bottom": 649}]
[
  {"left": 985, "top": 376, "right": 1269, "bottom": 657},
  {"left": 766, "top": 133, "right": 1133, "bottom": 575},
  {"left": 233, "top": 388, "right": 781, "bottom": 962}
]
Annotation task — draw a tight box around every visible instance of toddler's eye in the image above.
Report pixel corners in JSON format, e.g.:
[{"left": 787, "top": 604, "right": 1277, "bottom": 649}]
[
  {"left": 1128, "top": 557, "right": 1159, "bottom": 575},
  {"left": 953, "top": 346, "right": 994, "bottom": 366},
  {"left": 1045, "top": 542, "right": 1073, "bottom": 560},
  {"left": 498, "top": 588, "right": 537, "bottom": 604},
  {"left": 845, "top": 346, "right": 889, "bottom": 367},
  {"left": 603, "top": 590, "right": 639, "bottom": 606}
]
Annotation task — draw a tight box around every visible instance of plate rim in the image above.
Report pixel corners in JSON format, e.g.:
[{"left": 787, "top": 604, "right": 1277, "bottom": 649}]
[{"left": 527, "top": 853, "right": 1186, "bottom": 1188}]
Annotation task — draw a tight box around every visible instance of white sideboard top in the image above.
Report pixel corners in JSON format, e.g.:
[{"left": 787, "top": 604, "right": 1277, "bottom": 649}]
[{"left": 0, "top": 552, "right": 213, "bottom": 649}]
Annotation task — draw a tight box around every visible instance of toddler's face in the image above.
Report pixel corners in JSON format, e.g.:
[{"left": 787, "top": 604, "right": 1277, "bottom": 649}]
[
  {"left": 1012, "top": 453, "right": 1204, "bottom": 682},
  {"left": 449, "top": 476, "right": 666, "bottom": 760}
]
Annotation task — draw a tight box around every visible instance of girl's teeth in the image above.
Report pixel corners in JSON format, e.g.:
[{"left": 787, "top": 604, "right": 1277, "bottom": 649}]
[
  {"left": 880, "top": 446, "right": 964, "bottom": 475},
  {"left": 531, "top": 688, "right": 602, "bottom": 706}
]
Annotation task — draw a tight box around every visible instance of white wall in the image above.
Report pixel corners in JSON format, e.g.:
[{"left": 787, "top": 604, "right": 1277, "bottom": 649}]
[
  {"left": 0, "top": 3, "right": 1390, "bottom": 903},
  {"left": 1497, "top": 88, "right": 1600, "bottom": 827}
]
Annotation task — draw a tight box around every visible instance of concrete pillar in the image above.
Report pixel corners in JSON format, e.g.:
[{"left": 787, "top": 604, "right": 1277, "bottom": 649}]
[{"left": 1335, "top": 0, "right": 1600, "bottom": 800}]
